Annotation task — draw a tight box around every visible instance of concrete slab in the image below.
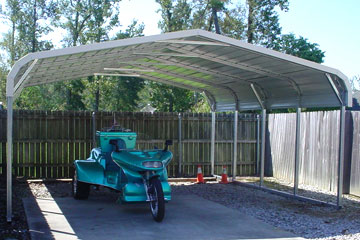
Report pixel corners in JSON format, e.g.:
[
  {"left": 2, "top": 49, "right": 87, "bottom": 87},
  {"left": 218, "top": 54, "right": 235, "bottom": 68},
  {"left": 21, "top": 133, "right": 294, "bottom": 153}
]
[{"left": 23, "top": 193, "right": 303, "bottom": 240}]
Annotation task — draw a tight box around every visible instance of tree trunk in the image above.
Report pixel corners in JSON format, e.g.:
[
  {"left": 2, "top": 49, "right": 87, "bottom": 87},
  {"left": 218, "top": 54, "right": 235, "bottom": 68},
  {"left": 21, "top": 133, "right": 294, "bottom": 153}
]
[
  {"left": 94, "top": 79, "right": 100, "bottom": 112},
  {"left": 212, "top": 8, "right": 221, "bottom": 34},
  {"left": 11, "top": 21, "right": 16, "bottom": 65},
  {"left": 31, "top": 0, "right": 37, "bottom": 53},
  {"left": 247, "top": 0, "right": 254, "bottom": 44}
]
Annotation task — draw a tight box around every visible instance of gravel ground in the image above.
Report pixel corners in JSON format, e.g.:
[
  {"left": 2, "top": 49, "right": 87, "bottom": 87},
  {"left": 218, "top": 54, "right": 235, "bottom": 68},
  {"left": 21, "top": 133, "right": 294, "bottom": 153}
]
[{"left": 2, "top": 177, "right": 360, "bottom": 240}]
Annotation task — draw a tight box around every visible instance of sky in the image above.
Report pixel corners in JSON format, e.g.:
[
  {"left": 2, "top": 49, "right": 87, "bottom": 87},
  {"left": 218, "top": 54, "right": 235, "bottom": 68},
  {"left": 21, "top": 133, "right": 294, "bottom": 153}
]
[{"left": 0, "top": 0, "right": 359, "bottom": 78}]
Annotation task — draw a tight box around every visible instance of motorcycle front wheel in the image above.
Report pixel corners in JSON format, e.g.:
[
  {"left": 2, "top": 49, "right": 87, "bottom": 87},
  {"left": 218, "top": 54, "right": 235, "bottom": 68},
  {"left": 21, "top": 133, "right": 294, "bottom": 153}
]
[{"left": 149, "top": 178, "right": 165, "bottom": 222}]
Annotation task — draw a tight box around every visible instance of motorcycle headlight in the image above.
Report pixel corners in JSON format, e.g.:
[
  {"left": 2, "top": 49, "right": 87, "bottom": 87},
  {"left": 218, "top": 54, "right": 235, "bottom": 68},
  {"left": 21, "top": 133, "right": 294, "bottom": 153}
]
[{"left": 142, "top": 161, "right": 163, "bottom": 168}]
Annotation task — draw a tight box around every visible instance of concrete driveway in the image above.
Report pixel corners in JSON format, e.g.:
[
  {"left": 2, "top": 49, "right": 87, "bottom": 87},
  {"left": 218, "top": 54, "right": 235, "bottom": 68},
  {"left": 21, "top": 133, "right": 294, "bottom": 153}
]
[{"left": 23, "top": 193, "right": 303, "bottom": 240}]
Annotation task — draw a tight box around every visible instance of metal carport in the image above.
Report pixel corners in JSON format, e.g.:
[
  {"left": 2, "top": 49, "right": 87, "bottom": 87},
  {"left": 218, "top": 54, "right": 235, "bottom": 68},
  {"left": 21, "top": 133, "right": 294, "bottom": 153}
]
[{"left": 5, "top": 29, "right": 352, "bottom": 221}]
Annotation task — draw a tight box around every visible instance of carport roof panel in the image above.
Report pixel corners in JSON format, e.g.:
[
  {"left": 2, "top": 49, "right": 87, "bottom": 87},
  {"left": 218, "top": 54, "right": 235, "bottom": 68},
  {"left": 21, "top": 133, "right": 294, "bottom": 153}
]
[{"left": 7, "top": 29, "right": 351, "bottom": 111}]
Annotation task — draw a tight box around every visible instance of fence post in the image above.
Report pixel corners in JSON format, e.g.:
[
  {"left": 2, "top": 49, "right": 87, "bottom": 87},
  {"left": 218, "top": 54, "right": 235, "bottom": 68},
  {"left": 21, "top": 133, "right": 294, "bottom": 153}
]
[
  {"left": 232, "top": 111, "right": 238, "bottom": 181},
  {"left": 294, "top": 107, "right": 301, "bottom": 195},
  {"left": 337, "top": 106, "right": 346, "bottom": 207},
  {"left": 211, "top": 111, "right": 216, "bottom": 176},
  {"left": 7, "top": 96, "right": 13, "bottom": 222},
  {"left": 92, "top": 112, "right": 96, "bottom": 148},
  {"left": 260, "top": 109, "right": 266, "bottom": 187},
  {"left": 178, "top": 113, "right": 182, "bottom": 177}
]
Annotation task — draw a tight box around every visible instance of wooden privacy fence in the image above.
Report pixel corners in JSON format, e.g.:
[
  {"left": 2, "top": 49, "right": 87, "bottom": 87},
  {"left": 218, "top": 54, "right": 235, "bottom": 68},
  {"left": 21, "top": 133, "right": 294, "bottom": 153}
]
[
  {"left": 0, "top": 110, "right": 258, "bottom": 179},
  {"left": 266, "top": 110, "right": 360, "bottom": 197}
]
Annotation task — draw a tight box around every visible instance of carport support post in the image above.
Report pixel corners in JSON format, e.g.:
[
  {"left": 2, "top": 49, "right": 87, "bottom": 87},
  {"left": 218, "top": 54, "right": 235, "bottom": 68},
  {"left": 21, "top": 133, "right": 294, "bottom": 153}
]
[
  {"left": 210, "top": 111, "right": 215, "bottom": 176},
  {"left": 256, "top": 115, "right": 260, "bottom": 174},
  {"left": 260, "top": 109, "right": 266, "bottom": 187},
  {"left": 232, "top": 111, "right": 238, "bottom": 181},
  {"left": 294, "top": 107, "right": 301, "bottom": 195},
  {"left": 7, "top": 96, "right": 13, "bottom": 222},
  {"left": 337, "top": 105, "right": 345, "bottom": 208},
  {"left": 92, "top": 112, "right": 96, "bottom": 148},
  {"left": 178, "top": 113, "right": 182, "bottom": 177}
]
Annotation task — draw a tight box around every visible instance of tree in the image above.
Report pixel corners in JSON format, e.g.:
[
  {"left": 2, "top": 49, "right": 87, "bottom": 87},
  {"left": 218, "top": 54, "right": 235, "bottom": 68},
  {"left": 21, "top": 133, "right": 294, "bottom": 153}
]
[
  {"left": 246, "top": 0, "right": 289, "bottom": 47},
  {"left": 0, "top": 57, "right": 8, "bottom": 104},
  {"left": 156, "top": 0, "right": 192, "bottom": 32},
  {"left": 149, "top": 82, "right": 196, "bottom": 112},
  {"left": 273, "top": 34, "right": 325, "bottom": 63},
  {"left": 83, "top": 0, "right": 121, "bottom": 111},
  {"left": 151, "top": 0, "right": 199, "bottom": 112},
  {"left": 0, "top": 0, "right": 22, "bottom": 66},
  {"left": 80, "top": 20, "right": 146, "bottom": 111},
  {"left": 55, "top": 0, "right": 92, "bottom": 47},
  {"left": 16, "top": 0, "right": 57, "bottom": 54}
]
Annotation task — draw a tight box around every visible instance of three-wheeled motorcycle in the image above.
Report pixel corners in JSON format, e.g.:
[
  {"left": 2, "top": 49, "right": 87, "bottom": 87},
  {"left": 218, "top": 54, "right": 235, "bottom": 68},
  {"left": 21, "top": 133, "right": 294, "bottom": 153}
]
[{"left": 72, "top": 125, "right": 173, "bottom": 222}]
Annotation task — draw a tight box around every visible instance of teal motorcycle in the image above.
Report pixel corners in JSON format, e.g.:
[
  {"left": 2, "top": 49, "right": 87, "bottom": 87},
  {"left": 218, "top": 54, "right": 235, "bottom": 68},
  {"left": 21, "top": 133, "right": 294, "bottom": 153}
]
[{"left": 72, "top": 125, "right": 173, "bottom": 222}]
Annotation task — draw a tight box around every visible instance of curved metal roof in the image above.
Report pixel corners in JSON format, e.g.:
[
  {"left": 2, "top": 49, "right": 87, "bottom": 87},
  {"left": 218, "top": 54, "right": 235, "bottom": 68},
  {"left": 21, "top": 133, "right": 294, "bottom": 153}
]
[{"left": 7, "top": 29, "right": 351, "bottom": 111}]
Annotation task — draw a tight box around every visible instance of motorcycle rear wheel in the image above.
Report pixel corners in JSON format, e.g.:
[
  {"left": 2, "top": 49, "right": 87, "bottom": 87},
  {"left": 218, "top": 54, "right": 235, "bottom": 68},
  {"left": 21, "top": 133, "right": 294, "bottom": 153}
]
[
  {"left": 149, "top": 178, "right": 165, "bottom": 222},
  {"left": 72, "top": 168, "right": 90, "bottom": 200}
]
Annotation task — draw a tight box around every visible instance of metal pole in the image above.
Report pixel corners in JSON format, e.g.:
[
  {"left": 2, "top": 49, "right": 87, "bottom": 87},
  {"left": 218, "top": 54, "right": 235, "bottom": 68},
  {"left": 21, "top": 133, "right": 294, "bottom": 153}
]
[
  {"left": 256, "top": 115, "right": 260, "bottom": 175},
  {"left": 337, "top": 105, "right": 345, "bottom": 207},
  {"left": 294, "top": 107, "right": 301, "bottom": 195},
  {"left": 232, "top": 111, "right": 238, "bottom": 181},
  {"left": 178, "top": 113, "right": 182, "bottom": 177},
  {"left": 92, "top": 112, "right": 96, "bottom": 148},
  {"left": 210, "top": 111, "right": 216, "bottom": 176},
  {"left": 260, "top": 109, "right": 266, "bottom": 187},
  {"left": 7, "top": 96, "right": 13, "bottom": 222}
]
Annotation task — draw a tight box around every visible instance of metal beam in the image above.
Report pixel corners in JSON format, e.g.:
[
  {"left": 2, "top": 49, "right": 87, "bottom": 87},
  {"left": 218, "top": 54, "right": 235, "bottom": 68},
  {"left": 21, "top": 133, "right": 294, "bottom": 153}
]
[
  {"left": 93, "top": 73, "right": 141, "bottom": 77},
  {"left": 337, "top": 105, "right": 346, "bottom": 208},
  {"left": 7, "top": 96, "right": 13, "bottom": 222},
  {"left": 156, "top": 40, "right": 230, "bottom": 46},
  {"left": 294, "top": 107, "right": 301, "bottom": 195},
  {"left": 103, "top": 68, "right": 154, "bottom": 72},
  {"left": 211, "top": 111, "right": 216, "bottom": 175},
  {"left": 325, "top": 73, "right": 343, "bottom": 106},
  {"left": 232, "top": 111, "right": 238, "bottom": 181},
  {"left": 260, "top": 109, "right": 266, "bottom": 187},
  {"left": 13, "top": 59, "right": 38, "bottom": 98},
  {"left": 250, "top": 83, "right": 265, "bottom": 109},
  {"left": 117, "top": 61, "right": 179, "bottom": 66},
  {"left": 133, "top": 52, "right": 198, "bottom": 58},
  {"left": 235, "top": 181, "right": 339, "bottom": 208}
]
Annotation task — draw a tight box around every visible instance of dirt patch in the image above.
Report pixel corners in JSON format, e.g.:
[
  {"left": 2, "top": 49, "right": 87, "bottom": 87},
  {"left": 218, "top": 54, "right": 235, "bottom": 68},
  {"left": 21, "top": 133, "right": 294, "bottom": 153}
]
[{"left": 0, "top": 175, "right": 31, "bottom": 240}]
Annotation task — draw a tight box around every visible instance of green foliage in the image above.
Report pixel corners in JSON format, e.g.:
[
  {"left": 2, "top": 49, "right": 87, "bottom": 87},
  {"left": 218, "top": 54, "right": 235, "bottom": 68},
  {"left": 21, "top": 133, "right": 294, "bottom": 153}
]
[
  {"left": 156, "top": 0, "right": 192, "bottom": 32},
  {"left": 100, "top": 77, "right": 145, "bottom": 111},
  {"left": 0, "top": 57, "right": 8, "bottom": 103},
  {"left": 273, "top": 34, "right": 325, "bottom": 63},
  {"left": 16, "top": 0, "right": 57, "bottom": 53},
  {"left": 190, "top": 93, "right": 211, "bottom": 112},
  {"left": 114, "top": 20, "right": 145, "bottom": 39},
  {"left": 246, "top": 0, "right": 289, "bottom": 47},
  {"left": 149, "top": 82, "right": 196, "bottom": 112}
]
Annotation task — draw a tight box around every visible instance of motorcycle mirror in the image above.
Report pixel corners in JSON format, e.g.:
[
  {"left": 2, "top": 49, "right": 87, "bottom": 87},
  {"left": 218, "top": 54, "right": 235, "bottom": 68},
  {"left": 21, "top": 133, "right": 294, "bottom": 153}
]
[{"left": 163, "top": 140, "right": 173, "bottom": 151}]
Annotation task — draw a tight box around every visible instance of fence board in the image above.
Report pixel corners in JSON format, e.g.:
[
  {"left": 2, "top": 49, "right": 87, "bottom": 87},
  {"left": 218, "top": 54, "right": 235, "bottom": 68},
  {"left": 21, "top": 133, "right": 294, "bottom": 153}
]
[{"left": 350, "top": 112, "right": 360, "bottom": 196}]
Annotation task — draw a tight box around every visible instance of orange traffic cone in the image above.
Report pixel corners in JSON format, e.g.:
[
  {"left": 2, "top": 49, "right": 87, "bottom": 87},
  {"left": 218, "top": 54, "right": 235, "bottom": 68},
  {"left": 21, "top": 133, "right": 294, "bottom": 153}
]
[
  {"left": 196, "top": 165, "right": 205, "bottom": 184},
  {"left": 220, "top": 166, "right": 229, "bottom": 184}
]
